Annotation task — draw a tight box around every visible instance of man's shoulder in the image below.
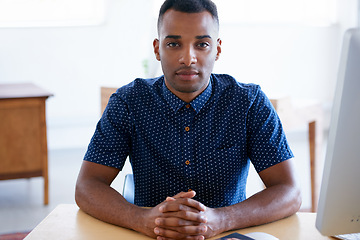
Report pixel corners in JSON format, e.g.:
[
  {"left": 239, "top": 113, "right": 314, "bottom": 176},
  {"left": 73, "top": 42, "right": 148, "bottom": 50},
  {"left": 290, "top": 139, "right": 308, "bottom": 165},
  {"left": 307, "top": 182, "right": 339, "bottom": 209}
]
[
  {"left": 212, "top": 73, "right": 261, "bottom": 97},
  {"left": 114, "top": 76, "right": 163, "bottom": 99}
]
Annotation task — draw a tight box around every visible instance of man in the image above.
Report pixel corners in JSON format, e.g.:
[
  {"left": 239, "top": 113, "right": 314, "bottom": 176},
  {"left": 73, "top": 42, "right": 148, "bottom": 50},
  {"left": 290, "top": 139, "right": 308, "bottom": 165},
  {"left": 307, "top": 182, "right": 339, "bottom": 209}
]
[{"left": 75, "top": 0, "right": 301, "bottom": 239}]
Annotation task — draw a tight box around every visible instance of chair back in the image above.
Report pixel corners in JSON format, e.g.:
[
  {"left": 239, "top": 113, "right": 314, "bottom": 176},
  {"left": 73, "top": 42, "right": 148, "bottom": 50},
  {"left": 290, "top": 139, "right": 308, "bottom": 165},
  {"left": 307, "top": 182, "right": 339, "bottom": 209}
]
[{"left": 122, "top": 174, "right": 134, "bottom": 204}]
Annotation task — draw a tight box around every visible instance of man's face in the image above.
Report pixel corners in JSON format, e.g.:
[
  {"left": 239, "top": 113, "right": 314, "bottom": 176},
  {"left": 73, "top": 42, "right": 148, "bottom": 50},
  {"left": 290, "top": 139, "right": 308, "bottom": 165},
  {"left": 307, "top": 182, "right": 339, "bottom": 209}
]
[{"left": 154, "top": 9, "right": 222, "bottom": 102}]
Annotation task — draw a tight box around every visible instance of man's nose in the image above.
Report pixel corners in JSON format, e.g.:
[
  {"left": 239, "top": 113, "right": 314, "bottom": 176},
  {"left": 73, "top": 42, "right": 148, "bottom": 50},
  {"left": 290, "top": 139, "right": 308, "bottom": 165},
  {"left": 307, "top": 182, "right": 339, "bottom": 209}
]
[{"left": 179, "top": 47, "right": 197, "bottom": 66}]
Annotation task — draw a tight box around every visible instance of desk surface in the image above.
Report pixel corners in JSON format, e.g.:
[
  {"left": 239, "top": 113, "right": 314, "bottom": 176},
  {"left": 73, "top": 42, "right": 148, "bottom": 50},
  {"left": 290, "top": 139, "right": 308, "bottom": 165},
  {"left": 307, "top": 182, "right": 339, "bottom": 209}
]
[
  {"left": 0, "top": 83, "right": 53, "bottom": 99},
  {"left": 24, "top": 204, "right": 334, "bottom": 240}
]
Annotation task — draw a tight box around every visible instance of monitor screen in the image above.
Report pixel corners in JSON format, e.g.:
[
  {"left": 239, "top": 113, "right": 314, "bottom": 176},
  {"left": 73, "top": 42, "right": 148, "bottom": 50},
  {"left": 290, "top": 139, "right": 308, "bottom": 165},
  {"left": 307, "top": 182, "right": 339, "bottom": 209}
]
[{"left": 315, "top": 28, "right": 360, "bottom": 236}]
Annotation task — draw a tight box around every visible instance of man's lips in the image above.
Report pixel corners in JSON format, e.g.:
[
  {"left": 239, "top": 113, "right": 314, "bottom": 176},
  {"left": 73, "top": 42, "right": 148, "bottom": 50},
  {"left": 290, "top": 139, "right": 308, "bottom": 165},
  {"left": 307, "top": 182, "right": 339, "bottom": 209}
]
[
  {"left": 176, "top": 70, "right": 199, "bottom": 75},
  {"left": 175, "top": 69, "right": 199, "bottom": 80}
]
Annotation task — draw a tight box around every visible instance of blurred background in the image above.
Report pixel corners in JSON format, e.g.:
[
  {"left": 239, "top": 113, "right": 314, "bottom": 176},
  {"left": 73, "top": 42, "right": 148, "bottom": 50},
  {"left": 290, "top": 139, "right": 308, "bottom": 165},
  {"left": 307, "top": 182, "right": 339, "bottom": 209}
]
[{"left": 0, "top": 0, "right": 359, "bottom": 235}]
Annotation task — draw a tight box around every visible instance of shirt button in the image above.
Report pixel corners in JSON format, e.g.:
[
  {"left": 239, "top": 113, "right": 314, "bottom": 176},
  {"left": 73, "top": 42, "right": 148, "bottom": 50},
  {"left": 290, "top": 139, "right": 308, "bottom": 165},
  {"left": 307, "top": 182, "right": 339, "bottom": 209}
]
[
  {"left": 186, "top": 104, "right": 191, "bottom": 108},
  {"left": 185, "top": 160, "right": 190, "bottom": 165},
  {"left": 188, "top": 189, "right": 192, "bottom": 192},
  {"left": 185, "top": 126, "right": 190, "bottom": 132}
]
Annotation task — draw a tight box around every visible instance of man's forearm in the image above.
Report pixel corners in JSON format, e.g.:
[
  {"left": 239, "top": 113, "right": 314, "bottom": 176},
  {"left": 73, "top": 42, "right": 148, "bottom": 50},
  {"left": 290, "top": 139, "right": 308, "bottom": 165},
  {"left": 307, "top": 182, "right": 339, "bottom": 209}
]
[
  {"left": 75, "top": 178, "right": 153, "bottom": 237},
  {"left": 217, "top": 183, "right": 301, "bottom": 233}
]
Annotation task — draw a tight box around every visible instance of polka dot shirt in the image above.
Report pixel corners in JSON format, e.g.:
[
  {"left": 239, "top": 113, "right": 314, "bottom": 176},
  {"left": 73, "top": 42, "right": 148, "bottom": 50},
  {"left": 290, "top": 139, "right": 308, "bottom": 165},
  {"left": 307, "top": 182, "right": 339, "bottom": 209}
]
[{"left": 84, "top": 74, "right": 294, "bottom": 208}]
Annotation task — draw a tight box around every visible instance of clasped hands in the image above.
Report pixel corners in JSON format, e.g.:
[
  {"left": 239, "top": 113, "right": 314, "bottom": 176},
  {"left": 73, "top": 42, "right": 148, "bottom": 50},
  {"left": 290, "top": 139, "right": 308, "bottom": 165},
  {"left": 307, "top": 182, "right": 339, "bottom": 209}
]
[{"left": 145, "top": 191, "right": 222, "bottom": 240}]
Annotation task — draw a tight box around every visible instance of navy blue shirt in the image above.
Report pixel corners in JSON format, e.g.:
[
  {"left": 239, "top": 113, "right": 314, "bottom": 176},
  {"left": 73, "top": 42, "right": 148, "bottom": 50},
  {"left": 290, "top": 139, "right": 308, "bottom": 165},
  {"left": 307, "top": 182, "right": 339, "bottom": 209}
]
[{"left": 84, "top": 74, "right": 293, "bottom": 208}]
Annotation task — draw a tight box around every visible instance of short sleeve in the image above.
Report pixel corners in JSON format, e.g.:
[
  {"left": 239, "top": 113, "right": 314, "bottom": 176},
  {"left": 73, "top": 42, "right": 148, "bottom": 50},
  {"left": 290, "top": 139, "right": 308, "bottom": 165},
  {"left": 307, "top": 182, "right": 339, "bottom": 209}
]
[
  {"left": 83, "top": 93, "right": 132, "bottom": 170},
  {"left": 246, "top": 87, "right": 294, "bottom": 172}
]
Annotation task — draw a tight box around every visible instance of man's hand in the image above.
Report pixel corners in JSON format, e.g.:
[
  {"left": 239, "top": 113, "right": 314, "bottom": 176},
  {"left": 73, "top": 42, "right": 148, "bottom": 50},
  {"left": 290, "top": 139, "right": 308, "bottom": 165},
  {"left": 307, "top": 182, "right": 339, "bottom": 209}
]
[
  {"left": 139, "top": 191, "right": 205, "bottom": 239},
  {"left": 154, "top": 191, "right": 226, "bottom": 240}
]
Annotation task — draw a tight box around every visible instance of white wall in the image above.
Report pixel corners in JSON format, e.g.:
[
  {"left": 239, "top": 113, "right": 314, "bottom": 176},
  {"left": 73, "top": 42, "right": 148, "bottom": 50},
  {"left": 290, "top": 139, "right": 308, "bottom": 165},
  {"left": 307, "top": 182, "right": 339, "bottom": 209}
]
[
  {"left": 215, "top": 24, "right": 340, "bottom": 102},
  {"left": 0, "top": 0, "right": 358, "bottom": 149},
  {"left": 0, "top": 0, "right": 156, "bottom": 149}
]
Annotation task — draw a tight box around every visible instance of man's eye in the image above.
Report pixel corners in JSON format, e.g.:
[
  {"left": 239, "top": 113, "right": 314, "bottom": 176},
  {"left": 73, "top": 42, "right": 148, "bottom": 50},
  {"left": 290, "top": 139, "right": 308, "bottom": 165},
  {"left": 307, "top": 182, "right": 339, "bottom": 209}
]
[
  {"left": 197, "top": 42, "right": 210, "bottom": 48},
  {"left": 167, "top": 42, "right": 179, "bottom": 47}
]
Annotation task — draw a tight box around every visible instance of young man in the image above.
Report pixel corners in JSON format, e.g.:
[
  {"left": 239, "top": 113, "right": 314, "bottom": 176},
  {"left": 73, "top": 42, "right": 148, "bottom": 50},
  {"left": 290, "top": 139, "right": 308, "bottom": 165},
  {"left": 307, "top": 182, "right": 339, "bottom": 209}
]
[{"left": 75, "top": 0, "right": 301, "bottom": 239}]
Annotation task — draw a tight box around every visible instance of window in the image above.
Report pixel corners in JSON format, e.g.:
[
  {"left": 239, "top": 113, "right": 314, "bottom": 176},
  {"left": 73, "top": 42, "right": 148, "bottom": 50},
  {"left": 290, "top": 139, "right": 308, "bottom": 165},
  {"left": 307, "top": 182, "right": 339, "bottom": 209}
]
[
  {"left": 153, "top": 0, "right": 337, "bottom": 26},
  {"left": 0, "top": 0, "right": 106, "bottom": 28}
]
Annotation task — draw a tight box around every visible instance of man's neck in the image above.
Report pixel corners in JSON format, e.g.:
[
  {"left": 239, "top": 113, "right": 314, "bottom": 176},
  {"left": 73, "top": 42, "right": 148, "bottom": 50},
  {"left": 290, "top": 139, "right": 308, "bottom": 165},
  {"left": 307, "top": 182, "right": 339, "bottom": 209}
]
[
  {"left": 164, "top": 79, "right": 210, "bottom": 103},
  {"left": 172, "top": 91, "right": 199, "bottom": 103}
]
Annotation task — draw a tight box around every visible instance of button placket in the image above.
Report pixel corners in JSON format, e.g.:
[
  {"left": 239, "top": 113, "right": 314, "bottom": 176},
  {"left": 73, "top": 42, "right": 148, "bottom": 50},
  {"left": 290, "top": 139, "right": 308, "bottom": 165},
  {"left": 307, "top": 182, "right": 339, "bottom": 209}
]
[{"left": 183, "top": 104, "right": 195, "bottom": 191}]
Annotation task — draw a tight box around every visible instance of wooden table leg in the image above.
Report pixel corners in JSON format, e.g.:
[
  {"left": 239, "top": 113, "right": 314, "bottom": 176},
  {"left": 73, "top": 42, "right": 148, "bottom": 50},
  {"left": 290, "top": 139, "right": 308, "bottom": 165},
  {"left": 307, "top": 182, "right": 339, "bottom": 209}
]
[
  {"left": 43, "top": 157, "right": 49, "bottom": 205},
  {"left": 41, "top": 101, "right": 49, "bottom": 205},
  {"left": 309, "top": 121, "right": 317, "bottom": 212}
]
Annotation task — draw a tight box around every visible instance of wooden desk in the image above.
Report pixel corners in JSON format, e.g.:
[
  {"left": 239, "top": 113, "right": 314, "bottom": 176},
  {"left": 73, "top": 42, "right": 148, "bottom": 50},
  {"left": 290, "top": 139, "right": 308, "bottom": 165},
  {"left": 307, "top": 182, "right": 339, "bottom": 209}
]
[
  {"left": 0, "top": 83, "right": 53, "bottom": 205},
  {"left": 24, "top": 204, "right": 333, "bottom": 240}
]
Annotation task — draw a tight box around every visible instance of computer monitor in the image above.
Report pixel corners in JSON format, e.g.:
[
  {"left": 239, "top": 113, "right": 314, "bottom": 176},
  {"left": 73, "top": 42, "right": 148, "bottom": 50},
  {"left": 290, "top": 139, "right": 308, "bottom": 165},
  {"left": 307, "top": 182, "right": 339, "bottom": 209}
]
[{"left": 315, "top": 28, "right": 360, "bottom": 236}]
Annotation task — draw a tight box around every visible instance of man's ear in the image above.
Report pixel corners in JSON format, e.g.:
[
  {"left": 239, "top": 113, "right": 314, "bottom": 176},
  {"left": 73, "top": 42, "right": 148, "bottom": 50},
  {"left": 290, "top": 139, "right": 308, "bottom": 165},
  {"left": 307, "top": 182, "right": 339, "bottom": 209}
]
[
  {"left": 153, "top": 39, "right": 161, "bottom": 61},
  {"left": 215, "top": 38, "right": 222, "bottom": 61}
]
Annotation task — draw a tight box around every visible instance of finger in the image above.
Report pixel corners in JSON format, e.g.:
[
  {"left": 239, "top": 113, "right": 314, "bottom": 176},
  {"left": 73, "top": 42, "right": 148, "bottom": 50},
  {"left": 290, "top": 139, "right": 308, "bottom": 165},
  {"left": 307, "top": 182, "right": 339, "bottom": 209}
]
[
  {"left": 157, "top": 235, "right": 204, "bottom": 240},
  {"left": 160, "top": 203, "right": 200, "bottom": 214},
  {"left": 165, "top": 196, "right": 175, "bottom": 202},
  {"left": 154, "top": 227, "right": 188, "bottom": 240},
  {"left": 157, "top": 234, "right": 205, "bottom": 240},
  {"left": 156, "top": 212, "right": 207, "bottom": 225},
  {"left": 160, "top": 205, "right": 200, "bottom": 215},
  {"left": 171, "top": 191, "right": 196, "bottom": 199},
  {"left": 155, "top": 212, "right": 207, "bottom": 227},
  {"left": 162, "top": 192, "right": 194, "bottom": 204},
  {"left": 160, "top": 198, "right": 206, "bottom": 213},
  {"left": 154, "top": 226, "right": 206, "bottom": 239},
  {"left": 155, "top": 217, "right": 197, "bottom": 227}
]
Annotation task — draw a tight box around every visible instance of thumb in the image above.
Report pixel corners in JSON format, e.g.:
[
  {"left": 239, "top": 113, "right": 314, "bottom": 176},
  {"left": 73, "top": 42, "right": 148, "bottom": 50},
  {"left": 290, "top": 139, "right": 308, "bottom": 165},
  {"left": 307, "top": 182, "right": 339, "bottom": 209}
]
[{"left": 172, "top": 190, "right": 196, "bottom": 199}]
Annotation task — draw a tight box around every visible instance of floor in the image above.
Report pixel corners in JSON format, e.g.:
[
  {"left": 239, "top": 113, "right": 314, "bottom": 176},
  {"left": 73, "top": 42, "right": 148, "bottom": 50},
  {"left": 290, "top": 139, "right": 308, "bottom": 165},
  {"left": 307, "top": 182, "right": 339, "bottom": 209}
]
[{"left": 0, "top": 130, "right": 325, "bottom": 234}]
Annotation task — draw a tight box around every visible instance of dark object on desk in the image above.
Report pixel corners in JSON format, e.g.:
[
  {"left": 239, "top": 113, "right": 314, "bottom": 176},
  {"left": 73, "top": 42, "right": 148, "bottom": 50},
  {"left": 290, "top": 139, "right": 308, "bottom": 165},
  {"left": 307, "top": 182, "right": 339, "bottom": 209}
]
[
  {"left": 0, "top": 231, "right": 30, "bottom": 240},
  {"left": 216, "top": 232, "right": 254, "bottom": 240},
  {"left": 0, "top": 83, "right": 53, "bottom": 205}
]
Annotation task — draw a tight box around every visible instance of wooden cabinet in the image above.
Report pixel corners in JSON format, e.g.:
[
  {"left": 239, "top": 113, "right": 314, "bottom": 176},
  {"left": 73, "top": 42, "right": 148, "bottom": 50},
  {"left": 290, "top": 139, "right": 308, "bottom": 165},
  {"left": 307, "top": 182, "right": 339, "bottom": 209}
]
[{"left": 0, "top": 83, "right": 53, "bottom": 205}]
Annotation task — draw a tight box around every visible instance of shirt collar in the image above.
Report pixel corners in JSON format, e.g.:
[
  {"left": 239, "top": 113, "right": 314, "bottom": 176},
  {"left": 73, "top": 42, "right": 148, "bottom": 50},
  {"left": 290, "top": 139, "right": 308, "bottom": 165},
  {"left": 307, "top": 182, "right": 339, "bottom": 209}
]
[{"left": 162, "top": 76, "right": 213, "bottom": 113}]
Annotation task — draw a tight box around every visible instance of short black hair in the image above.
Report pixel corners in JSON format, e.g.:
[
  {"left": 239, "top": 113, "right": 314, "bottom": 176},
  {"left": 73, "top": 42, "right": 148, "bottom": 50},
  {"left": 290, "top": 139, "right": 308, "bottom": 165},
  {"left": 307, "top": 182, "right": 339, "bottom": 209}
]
[{"left": 157, "top": 0, "right": 219, "bottom": 31}]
